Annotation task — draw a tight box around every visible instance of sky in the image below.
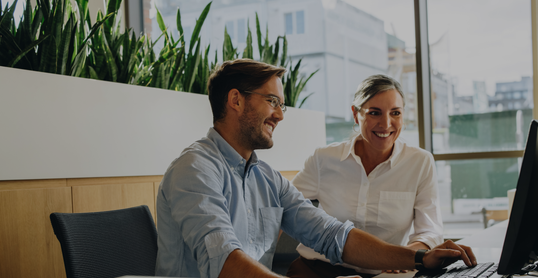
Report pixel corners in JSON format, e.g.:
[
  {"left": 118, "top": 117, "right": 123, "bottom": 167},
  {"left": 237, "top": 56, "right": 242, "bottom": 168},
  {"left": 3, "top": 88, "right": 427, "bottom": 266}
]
[{"left": 345, "top": 0, "right": 533, "bottom": 97}]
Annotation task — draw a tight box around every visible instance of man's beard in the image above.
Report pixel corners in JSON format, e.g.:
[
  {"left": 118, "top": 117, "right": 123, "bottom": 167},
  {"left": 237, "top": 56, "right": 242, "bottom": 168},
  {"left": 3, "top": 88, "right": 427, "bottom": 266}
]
[{"left": 238, "top": 104, "right": 274, "bottom": 151}]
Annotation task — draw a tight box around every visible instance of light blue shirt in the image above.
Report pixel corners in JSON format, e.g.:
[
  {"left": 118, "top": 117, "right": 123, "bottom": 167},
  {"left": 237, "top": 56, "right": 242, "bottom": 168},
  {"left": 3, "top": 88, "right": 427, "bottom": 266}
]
[{"left": 155, "top": 128, "right": 354, "bottom": 278}]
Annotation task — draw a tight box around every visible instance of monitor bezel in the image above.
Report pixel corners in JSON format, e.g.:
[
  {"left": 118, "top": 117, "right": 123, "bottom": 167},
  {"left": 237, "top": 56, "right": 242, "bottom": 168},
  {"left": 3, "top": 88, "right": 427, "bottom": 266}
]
[{"left": 498, "top": 119, "right": 538, "bottom": 275}]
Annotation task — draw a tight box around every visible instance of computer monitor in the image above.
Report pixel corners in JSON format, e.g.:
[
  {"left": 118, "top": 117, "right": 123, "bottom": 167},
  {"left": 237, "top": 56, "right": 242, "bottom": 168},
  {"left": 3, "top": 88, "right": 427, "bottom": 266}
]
[{"left": 498, "top": 120, "right": 538, "bottom": 275}]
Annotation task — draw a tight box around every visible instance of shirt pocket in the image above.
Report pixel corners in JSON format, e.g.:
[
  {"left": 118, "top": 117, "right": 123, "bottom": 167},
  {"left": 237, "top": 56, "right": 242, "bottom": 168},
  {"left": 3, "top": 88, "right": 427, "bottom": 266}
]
[
  {"left": 377, "top": 191, "right": 415, "bottom": 231},
  {"left": 260, "top": 207, "right": 284, "bottom": 253}
]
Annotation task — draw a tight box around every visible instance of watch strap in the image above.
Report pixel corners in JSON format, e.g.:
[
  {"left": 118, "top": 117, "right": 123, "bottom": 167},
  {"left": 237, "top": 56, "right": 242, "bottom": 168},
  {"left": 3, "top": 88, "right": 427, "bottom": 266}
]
[{"left": 415, "top": 249, "right": 428, "bottom": 270}]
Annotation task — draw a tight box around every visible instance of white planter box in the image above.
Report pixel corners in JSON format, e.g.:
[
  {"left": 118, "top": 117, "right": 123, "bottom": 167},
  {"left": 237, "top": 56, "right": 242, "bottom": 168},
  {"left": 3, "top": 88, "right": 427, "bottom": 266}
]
[{"left": 0, "top": 67, "right": 326, "bottom": 180}]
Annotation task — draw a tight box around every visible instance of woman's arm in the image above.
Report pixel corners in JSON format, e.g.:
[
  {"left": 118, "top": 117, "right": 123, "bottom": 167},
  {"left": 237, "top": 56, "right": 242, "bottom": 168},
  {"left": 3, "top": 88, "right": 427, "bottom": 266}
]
[
  {"left": 409, "top": 153, "right": 444, "bottom": 248},
  {"left": 291, "top": 149, "right": 321, "bottom": 200}
]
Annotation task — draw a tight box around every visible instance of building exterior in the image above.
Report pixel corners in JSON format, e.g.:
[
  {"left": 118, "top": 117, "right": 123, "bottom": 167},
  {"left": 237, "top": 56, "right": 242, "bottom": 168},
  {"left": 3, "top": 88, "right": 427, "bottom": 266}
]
[
  {"left": 473, "top": 81, "right": 489, "bottom": 113},
  {"left": 151, "top": 0, "right": 454, "bottom": 144},
  {"left": 152, "top": 0, "right": 388, "bottom": 124},
  {"left": 453, "top": 95, "right": 474, "bottom": 115},
  {"left": 489, "top": 76, "right": 533, "bottom": 112}
]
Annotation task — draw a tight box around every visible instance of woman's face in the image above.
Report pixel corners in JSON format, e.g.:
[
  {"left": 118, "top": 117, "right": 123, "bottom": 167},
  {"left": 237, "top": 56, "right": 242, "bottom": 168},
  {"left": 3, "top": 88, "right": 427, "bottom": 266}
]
[{"left": 353, "top": 89, "right": 404, "bottom": 156}]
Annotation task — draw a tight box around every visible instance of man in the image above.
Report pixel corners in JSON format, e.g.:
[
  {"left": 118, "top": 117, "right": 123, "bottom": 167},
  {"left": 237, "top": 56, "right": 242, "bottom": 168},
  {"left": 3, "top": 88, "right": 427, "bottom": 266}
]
[{"left": 155, "top": 59, "right": 476, "bottom": 278}]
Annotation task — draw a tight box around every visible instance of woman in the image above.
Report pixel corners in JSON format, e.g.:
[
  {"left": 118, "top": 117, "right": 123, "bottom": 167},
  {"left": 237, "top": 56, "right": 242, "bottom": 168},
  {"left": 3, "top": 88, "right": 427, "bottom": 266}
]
[{"left": 287, "top": 74, "right": 443, "bottom": 278}]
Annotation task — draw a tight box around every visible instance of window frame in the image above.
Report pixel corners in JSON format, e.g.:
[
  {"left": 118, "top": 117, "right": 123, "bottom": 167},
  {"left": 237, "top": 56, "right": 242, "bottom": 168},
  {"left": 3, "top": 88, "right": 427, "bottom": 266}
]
[
  {"left": 127, "top": 1, "right": 536, "bottom": 160},
  {"left": 414, "top": 0, "right": 534, "bottom": 162}
]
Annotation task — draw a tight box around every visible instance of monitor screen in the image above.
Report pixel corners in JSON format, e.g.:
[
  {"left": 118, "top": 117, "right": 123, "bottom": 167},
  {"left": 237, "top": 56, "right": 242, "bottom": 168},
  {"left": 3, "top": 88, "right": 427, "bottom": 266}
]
[{"left": 498, "top": 120, "right": 538, "bottom": 275}]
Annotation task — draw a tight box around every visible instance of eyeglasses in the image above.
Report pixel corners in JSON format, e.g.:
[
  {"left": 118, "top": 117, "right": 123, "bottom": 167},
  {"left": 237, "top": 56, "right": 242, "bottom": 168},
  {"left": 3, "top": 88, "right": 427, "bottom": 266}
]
[{"left": 243, "top": 90, "right": 287, "bottom": 113}]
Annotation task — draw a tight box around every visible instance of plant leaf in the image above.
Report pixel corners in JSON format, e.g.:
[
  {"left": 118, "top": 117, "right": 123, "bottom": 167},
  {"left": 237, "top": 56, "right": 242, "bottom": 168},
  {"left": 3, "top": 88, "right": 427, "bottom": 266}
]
[
  {"left": 156, "top": 7, "right": 166, "bottom": 32},
  {"left": 189, "top": 1, "right": 211, "bottom": 54},
  {"left": 242, "top": 19, "right": 253, "bottom": 59}
]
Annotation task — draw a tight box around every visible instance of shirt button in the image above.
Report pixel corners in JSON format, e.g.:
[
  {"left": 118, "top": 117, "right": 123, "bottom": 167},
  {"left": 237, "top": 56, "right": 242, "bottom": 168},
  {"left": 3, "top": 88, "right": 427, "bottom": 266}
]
[
  {"left": 248, "top": 209, "right": 251, "bottom": 214},
  {"left": 240, "top": 160, "right": 244, "bottom": 164},
  {"left": 230, "top": 167, "right": 234, "bottom": 170},
  {"left": 250, "top": 239, "right": 253, "bottom": 244}
]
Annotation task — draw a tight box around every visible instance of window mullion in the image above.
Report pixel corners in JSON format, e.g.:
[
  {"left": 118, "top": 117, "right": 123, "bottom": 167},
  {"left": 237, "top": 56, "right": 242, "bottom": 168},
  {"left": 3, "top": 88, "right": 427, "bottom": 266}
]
[
  {"left": 414, "top": 0, "right": 433, "bottom": 152},
  {"left": 532, "top": 0, "right": 538, "bottom": 119}
]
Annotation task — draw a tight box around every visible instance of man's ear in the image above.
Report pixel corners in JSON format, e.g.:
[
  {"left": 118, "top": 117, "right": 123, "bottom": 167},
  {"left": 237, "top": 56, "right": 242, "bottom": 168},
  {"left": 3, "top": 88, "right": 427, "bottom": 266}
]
[{"left": 227, "top": 89, "right": 244, "bottom": 113}]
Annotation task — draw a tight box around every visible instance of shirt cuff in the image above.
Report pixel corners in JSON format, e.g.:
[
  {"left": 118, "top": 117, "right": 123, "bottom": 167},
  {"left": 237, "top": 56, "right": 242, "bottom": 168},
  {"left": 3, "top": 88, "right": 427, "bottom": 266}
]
[
  {"left": 320, "top": 220, "right": 354, "bottom": 265},
  {"left": 409, "top": 234, "right": 443, "bottom": 250},
  {"left": 204, "top": 232, "right": 242, "bottom": 278}
]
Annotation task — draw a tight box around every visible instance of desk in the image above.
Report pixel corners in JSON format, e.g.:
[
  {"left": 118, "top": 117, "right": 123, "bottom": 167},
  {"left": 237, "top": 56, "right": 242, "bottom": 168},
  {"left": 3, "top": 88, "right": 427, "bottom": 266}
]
[
  {"left": 376, "top": 221, "right": 509, "bottom": 278},
  {"left": 455, "top": 220, "right": 507, "bottom": 263},
  {"left": 118, "top": 222, "right": 512, "bottom": 278}
]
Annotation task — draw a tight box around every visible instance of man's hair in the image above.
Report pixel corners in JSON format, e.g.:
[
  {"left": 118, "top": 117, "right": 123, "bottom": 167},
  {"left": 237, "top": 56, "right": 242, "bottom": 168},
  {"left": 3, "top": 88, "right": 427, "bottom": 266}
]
[{"left": 207, "top": 59, "right": 286, "bottom": 123}]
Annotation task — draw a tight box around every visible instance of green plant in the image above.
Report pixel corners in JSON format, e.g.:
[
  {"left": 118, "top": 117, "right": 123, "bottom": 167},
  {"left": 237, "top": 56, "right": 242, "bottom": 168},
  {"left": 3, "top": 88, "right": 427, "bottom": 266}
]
[
  {"left": 255, "top": 13, "right": 287, "bottom": 68},
  {"left": 139, "top": 2, "right": 211, "bottom": 93},
  {"left": 283, "top": 59, "right": 318, "bottom": 108},
  {"left": 230, "top": 12, "right": 317, "bottom": 108},
  {"left": 0, "top": 0, "right": 316, "bottom": 106}
]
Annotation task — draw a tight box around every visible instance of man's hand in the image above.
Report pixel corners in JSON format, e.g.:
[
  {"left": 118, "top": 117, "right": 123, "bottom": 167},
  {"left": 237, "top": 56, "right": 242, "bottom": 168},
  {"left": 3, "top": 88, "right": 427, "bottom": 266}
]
[
  {"left": 383, "top": 269, "right": 410, "bottom": 274},
  {"left": 422, "top": 240, "right": 478, "bottom": 269}
]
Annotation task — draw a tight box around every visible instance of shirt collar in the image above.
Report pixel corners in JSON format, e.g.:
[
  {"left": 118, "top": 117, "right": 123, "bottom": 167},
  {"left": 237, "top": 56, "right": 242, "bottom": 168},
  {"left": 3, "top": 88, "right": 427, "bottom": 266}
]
[
  {"left": 206, "top": 128, "right": 258, "bottom": 171},
  {"left": 340, "top": 133, "right": 404, "bottom": 168},
  {"left": 340, "top": 134, "right": 361, "bottom": 162}
]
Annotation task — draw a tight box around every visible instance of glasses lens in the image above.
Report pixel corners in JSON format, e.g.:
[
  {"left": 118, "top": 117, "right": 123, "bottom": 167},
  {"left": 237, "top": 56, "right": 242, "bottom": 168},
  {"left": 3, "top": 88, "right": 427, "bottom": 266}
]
[{"left": 271, "top": 98, "right": 279, "bottom": 108}]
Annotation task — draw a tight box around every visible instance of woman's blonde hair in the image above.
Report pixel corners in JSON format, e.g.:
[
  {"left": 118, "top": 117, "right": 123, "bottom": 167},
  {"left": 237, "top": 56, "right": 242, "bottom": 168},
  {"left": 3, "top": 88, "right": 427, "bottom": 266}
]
[{"left": 352, "top": 74, "right": 405, "bottom": 113}]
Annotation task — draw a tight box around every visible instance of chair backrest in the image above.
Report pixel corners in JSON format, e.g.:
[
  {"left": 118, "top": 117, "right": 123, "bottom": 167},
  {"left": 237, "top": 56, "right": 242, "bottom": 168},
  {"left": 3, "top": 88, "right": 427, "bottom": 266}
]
[{"left": 50, "top": 205, "right": 158, "bottom": 278}]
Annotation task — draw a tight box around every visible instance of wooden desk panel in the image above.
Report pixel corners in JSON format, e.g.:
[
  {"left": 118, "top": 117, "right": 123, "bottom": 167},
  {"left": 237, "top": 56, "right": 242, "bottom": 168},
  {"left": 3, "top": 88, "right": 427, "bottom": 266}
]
[{"left": 0, "top": 187, "right": 71, "bottom": 278}]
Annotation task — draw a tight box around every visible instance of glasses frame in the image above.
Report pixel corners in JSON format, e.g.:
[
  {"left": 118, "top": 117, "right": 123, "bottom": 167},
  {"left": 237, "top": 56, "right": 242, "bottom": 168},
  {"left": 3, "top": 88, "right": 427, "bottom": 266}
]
[{"left": 242, "top": 90, "right": 287, "bottom": 113}]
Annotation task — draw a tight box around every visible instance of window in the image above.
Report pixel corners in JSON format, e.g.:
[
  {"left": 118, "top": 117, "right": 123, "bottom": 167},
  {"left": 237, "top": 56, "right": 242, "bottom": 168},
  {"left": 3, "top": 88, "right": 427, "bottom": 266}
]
[
  {"left": 284, "top": 10, "right": 306, "bottom": 35},
  {"left": 225, "top": 20, "right": 235, "bottom": 40},
  {"left": 138, "top": 0, "right": 535, "bottom": 236},
  {"left": 325, "top": 1, "right": 419, "bottom": 147},
  {"left": 428, "top": 0, "right": 532, "bottom": 235},
  {"left": 296, "top": 11, "right": 305, "bottom": 34},
  {"left": 514, "top": 92, "right": 521, "bottom": 99},
  {"left": 285, "top": 13, "right": 293, "bottom": 35},
  {"left": 237, "top": 18, "right": 246, "bottom": 43}
]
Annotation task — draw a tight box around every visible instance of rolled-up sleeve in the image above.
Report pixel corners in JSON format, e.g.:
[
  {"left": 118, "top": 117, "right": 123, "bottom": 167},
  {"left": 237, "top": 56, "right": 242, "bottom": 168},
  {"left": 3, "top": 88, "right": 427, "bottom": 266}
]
[
  {"left": 278, "top": 174, "right": 354, "bottom": 264},
  {"left": 408, "top": 153, "right": 444, "bottom": 249},
  {"left": 161, "top": 151, "right": 242, "bottom": 278}
]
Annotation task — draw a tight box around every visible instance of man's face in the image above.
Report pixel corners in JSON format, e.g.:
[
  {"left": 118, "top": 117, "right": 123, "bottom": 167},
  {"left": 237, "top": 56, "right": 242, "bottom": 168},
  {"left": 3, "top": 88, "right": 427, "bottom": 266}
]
[{"left": 238, "top": 76, "right": 285, "bottom": 150}]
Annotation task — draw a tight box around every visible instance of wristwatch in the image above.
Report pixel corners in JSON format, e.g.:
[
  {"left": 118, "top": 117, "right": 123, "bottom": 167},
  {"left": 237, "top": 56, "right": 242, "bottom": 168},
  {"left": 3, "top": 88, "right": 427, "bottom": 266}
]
[{"left": 415, "top": 249, "right": 428, "bottom": 270}]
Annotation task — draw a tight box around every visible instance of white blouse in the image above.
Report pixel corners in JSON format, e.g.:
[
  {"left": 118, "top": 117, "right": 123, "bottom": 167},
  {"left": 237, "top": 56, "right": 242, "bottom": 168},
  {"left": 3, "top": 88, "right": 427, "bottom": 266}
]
[{"left": 293, "top": 134, "right": 443, "bottom": 273}]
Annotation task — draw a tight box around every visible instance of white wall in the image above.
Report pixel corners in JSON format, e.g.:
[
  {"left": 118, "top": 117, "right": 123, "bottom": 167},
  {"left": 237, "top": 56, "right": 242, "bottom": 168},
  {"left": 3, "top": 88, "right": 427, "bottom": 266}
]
[{"left": 0, "top": 67, "right": 326, "bottom": 180}]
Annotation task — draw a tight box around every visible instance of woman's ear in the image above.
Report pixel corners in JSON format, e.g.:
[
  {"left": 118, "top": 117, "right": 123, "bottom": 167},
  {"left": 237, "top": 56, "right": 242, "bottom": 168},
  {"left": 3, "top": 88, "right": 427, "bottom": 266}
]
[{"left": 351, "top": 106, "right": 359, "bottom": 124}]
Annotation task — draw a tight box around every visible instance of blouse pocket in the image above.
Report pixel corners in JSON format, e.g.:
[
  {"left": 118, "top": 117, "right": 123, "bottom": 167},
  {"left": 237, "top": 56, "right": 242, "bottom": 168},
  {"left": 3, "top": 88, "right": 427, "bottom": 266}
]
[
  {"left": 260, "top": 207, "right": 284, "bottom": 253},
  {"left": 377, "top": 191, "right": 415, "bottom": 231}
]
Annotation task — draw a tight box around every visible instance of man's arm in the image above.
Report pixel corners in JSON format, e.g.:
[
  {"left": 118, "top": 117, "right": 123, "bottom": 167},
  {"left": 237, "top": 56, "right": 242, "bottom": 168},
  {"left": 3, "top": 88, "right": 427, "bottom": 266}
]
[
  {"left": 342, "top": 228, "right": 416, "bottom": 270},
  {"left": 219, "top": 249, "right": 284, "bottom": 278},
  {"left": 342, "top": 228, "right": 477, "bottom": 270}
]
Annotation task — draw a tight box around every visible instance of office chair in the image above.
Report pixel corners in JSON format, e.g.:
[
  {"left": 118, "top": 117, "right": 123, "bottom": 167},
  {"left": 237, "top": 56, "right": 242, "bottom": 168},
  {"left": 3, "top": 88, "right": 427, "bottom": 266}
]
[{"left": 50, "top": 205, "right": 158, "bottom": 278}]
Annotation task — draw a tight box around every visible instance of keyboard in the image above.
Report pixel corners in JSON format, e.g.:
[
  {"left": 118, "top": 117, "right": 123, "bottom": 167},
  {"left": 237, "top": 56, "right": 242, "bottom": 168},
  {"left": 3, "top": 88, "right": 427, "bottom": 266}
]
[{"left": 414, "top": 262, "right": 498, "bottom": 278}]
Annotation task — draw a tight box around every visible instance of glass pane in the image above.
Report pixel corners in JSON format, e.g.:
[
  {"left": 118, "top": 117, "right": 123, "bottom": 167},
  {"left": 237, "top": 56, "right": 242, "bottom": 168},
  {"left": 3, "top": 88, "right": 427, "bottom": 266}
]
[
  {"left": 145, "top": 0, "right": 418, "bottom": 147},
  {"left": 225, "top": 20, "right": 235, "bottom": 40},
  {"left": 296, "top": 11, "right": 305, "bottom": 34},
  {"left": 325, "top": 0, "right": 419, "bottom": 147},
  {"left": 237, "top": 18, "right": 246, "bottom": 43},
  {"left": 437, "top": 158, "right": 519, "bottom": 238},
  {"left": 284, "top": 12, "right": 293, "bottom": 35},
  {"left": 428, "top": 0, "right": 533, "bottom": 154}
]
